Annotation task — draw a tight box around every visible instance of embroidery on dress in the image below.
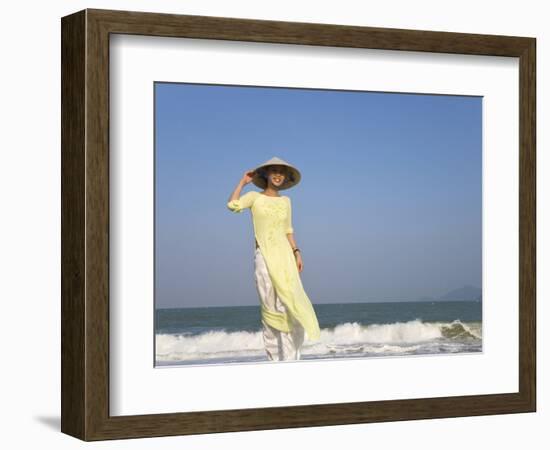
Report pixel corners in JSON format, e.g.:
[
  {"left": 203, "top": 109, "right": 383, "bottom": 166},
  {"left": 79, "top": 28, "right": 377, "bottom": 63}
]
[{"left": 262, "top": 202, "right": 287, "bottom": 228}]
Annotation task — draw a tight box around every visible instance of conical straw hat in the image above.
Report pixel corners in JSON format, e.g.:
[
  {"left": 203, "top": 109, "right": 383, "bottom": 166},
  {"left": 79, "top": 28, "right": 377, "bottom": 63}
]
[{"left": 252, "top": 156, "right": 301, "bottom": 190}]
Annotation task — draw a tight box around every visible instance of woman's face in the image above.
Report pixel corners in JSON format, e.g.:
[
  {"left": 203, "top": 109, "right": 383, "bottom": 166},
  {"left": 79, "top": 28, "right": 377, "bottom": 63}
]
[{"left": 266, "top": 165, "right": 287, "bottom": 189}]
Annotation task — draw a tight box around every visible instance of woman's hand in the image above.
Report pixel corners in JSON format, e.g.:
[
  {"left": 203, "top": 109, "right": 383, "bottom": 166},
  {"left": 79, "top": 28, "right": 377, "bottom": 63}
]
[
  {"left": 241, "top": 169, "right": 256, "bottom": 185},
  {"left": 295, "top": 252, "right": 303, "bottom": 272}
]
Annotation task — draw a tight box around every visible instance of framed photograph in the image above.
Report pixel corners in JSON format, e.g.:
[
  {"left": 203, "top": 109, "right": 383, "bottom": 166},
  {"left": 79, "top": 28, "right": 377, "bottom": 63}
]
[{"left": 61, "top": 8, "right": 536, "bottom": 441}]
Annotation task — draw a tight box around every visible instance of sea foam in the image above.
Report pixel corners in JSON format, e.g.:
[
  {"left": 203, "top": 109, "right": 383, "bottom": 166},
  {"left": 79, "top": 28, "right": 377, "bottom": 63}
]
[{"left": 156, "top": 319, "right": 481, "bottom": 363}]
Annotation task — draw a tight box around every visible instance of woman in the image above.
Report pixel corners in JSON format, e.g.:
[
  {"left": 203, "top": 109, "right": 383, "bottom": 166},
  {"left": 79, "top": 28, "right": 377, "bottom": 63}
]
[{"left": 226, "top": 156, "right": 321, "bottom": 361}]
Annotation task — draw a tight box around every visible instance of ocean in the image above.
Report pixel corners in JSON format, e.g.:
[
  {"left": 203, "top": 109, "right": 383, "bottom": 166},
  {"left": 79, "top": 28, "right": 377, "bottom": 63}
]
[{"left": 155, "top": 300, "right": 482, "bottom": 366}]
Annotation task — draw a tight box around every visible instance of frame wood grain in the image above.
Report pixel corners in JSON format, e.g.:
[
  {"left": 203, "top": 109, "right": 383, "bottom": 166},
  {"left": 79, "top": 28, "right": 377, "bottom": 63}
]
[{"left": 61, "top": 8, "right": 536, "bottom": 441}]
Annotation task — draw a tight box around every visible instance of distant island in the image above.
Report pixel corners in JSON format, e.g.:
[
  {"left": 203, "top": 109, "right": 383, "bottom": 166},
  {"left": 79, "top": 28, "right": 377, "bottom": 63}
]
[{"left": 417, "top": 285, "right": 482, "bottom": 302}]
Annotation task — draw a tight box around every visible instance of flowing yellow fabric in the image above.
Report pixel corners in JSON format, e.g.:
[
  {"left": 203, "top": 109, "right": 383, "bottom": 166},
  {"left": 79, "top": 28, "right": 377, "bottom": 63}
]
[{"left": 227, "top": 190, "right": 321, "bottom": 341}]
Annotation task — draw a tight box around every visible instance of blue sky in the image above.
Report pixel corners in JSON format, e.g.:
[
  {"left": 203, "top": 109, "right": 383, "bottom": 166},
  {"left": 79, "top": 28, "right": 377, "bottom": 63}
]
[{"left": 155, "top": 82, "right": 482, "bottom": 308}]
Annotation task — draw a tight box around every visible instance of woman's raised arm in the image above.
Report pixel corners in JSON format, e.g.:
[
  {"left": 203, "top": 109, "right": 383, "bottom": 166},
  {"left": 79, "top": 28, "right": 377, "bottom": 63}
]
[{"left": 227, "top": 170, "right": 257, "bottom": 213}]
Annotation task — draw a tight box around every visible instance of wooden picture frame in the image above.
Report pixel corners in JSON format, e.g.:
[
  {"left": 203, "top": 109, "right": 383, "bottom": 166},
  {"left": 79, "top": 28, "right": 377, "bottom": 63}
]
[{"left": 61, "top": 8, "right": 536, "bottom": 441}]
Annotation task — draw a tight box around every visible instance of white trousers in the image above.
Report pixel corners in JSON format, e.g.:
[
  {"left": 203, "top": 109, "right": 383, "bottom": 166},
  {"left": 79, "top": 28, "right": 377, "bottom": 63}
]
[{"left": 254, "top": 246, "right": 305, "bottom": 361}]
